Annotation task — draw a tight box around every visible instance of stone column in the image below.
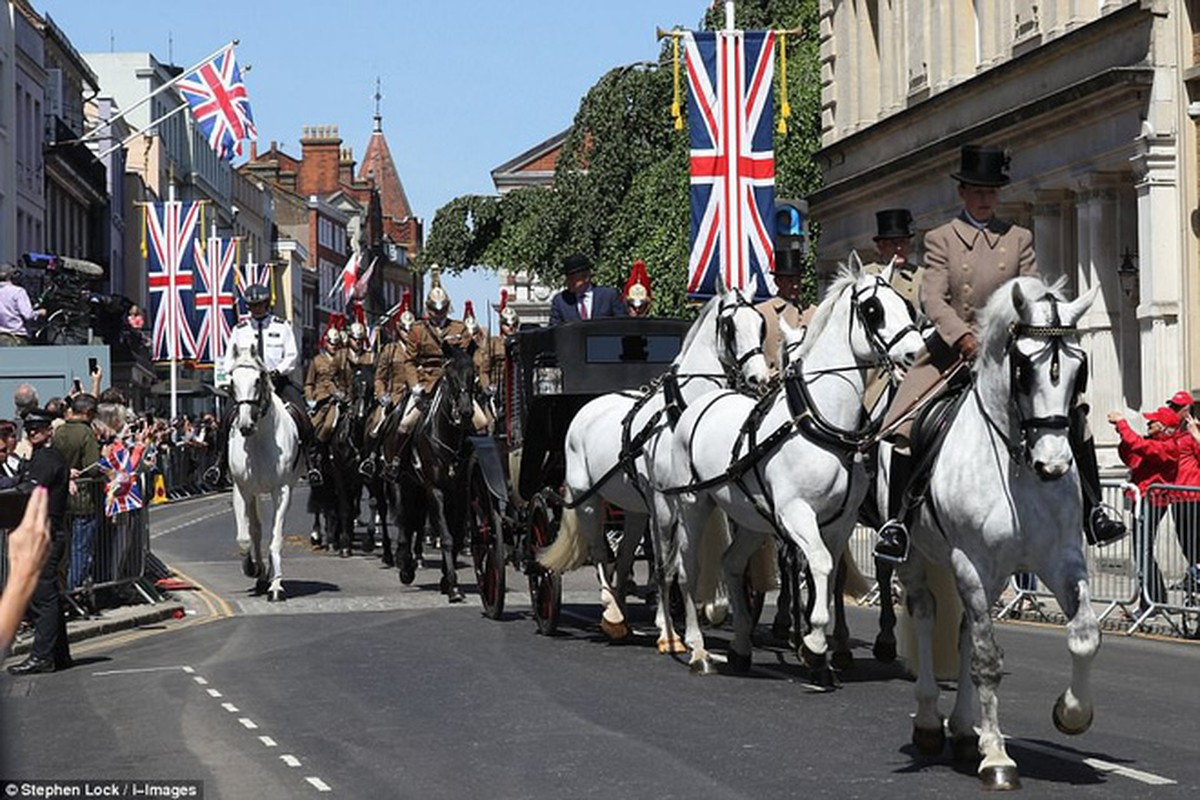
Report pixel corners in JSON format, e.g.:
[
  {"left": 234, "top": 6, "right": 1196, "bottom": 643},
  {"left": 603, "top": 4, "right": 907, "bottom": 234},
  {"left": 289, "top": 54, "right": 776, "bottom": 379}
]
[{"left": 1032, "top": 189, "right": 1074, "bottom": 294}]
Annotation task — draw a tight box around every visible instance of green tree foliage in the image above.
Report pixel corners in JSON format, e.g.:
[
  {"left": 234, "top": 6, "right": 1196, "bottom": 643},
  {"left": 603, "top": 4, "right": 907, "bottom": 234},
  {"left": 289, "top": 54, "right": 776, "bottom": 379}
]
[{"left": 421, "top": 0, "right": 822, "bottom": 314}]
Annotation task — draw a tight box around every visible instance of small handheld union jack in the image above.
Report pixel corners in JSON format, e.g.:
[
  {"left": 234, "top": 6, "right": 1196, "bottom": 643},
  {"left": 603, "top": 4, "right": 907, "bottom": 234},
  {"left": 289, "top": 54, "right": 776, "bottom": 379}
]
[
  {"left": 177, "top": 43, "right": 257, "bottom": 161},
  {"left": 96, "top": 440, "right": 147, "bottom": 518}
]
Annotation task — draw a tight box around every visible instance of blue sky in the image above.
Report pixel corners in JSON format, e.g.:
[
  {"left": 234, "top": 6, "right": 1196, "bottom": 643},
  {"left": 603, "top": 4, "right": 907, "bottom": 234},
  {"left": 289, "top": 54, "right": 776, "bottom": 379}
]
[{"left": 38, "top": 0, "right": 710, "bottom": 328}]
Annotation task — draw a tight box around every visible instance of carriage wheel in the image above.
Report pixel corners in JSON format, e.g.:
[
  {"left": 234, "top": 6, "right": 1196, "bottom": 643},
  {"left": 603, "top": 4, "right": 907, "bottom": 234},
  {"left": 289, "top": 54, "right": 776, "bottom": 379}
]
[
  {"left": 467, "top": 454, "right": 506, "bottom": 620},
  {"left": 527, "top": 493, "right": 562, "bottom": 635}
]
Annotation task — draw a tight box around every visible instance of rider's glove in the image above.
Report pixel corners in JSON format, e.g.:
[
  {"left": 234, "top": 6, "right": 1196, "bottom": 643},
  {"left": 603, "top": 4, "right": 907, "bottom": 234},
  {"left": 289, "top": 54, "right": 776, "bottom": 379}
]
[
  {"left": 380, "top": 394, "right": 392, "bottom": 406},
  {"left": 306, "top": 400, "right": 316, "bottom": 413}
]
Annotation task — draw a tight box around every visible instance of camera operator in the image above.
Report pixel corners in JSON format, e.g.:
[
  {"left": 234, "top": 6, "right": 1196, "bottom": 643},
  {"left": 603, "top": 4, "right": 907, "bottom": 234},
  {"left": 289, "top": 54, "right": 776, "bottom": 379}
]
[{"left": 0, "top": 262, "right": 45, "bottom": 346}]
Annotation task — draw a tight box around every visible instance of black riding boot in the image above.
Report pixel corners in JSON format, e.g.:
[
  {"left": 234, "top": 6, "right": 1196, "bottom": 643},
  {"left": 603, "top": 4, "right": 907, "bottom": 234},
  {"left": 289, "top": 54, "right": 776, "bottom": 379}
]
[
  {"left": 1072, "top": 410, "right": 1126, "bottom": 546},
  {"left": 285, "top": 403, "right": 323, "bottom": 486},
  {"left": 203, "top": 407, "right": 235, "bottom": 486},
  {"left": 874, "top": 451, "right": 913, "bottom": 563}
]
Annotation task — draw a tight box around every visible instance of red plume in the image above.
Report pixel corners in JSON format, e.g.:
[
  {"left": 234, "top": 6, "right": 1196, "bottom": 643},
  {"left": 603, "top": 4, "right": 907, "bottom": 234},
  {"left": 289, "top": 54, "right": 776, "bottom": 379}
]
[
  {"left": 624, "top": 259, "right": 652, "bottom": 305},
  {"left": 398, "top": 290, "right": 411, "bottom": 314},
  {"left": 353, "top": 300, "right": 366, "bottom": 326},
  {"left": 463, "top": 300, "right": 475, "bottom": 319},
  {"left": 499, "top": 289, "right": 509, "bottom": 312}
]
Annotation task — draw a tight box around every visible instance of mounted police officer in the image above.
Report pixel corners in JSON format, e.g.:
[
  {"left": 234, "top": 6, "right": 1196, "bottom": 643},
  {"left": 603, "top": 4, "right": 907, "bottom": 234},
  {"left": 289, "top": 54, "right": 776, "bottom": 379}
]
[
  {"left": 204, "top": 284, "right": 323, "bottom": 486},
  {"left": 873, "top": 145, "right": 1126, "bottom": 562}
]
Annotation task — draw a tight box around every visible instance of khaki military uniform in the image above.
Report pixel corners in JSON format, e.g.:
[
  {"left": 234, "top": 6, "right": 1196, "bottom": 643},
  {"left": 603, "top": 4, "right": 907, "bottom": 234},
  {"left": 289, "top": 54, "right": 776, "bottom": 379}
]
[
  {"left": 882, "top": 214, "right": 1038, "bottom": 433},
  {"left": 368, "top": 339, "right": 413, "bottom": 436},
  {"left": 406, "top": 318, "right": 472, "bottom": 392},
  {"left": 305, "top": 350, "right": 349, "bottom": 443},
  {"left": 755, "top": 296, "right": 817, "bottom": 376}
]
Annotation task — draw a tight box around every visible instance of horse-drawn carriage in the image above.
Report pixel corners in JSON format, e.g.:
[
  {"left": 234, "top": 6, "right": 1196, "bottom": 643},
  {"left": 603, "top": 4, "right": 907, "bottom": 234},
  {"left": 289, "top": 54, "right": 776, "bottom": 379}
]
[{"left": 465, "top": 316, "right": 694, "bottom": 633}]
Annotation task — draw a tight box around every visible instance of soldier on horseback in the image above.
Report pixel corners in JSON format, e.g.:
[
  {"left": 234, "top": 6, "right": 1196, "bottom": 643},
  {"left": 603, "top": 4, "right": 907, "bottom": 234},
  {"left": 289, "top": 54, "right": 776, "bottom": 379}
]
[
  {"left": 361, "top": 295, "right": 415, "bottom": 478},
  {"left": 205, "top": 284, "right": 323, "bottom": 486},
  {"left": 305, "top": 326, "right": 350, "bottom": 449}
]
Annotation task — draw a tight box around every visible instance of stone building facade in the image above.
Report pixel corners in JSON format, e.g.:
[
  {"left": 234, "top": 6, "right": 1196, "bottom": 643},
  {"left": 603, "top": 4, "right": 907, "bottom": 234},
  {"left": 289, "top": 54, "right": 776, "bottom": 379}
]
[{"left": 810, "top": 0, "right": 1198, "bottom": 465}]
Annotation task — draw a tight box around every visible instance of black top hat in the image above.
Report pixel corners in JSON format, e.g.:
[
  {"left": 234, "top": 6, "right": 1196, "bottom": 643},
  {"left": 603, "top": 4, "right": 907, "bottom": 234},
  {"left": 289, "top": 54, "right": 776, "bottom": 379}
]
[
  {"left": 773, "top": 242, "right": 806, "bottom": 277},
  {"left": 951, "top": 145, "right": 1011, "bottom": 187},
  {"left": 562, "top": 254, "right": 593, "bottom": 277},
  {"left": 874, "top": 208, "right": 914, "bottom": 241}
]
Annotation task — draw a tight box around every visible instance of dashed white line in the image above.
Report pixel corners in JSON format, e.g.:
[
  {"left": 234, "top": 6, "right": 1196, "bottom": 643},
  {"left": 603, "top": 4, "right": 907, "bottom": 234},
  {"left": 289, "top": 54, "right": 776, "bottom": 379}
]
[
  {"left": 206, "top": 688, "right": 222, "bottom": 698},
  {"left": 258, "top": 736, "right": 277, "bottom": 748},
  {"left": 193, "top": 676, "right": 208, "bottom": 685},
  {"left": 280, "top": 755, "right": 301, "bottom": 768},
  {"left": 181, "top": 666, "right": 195, "bottom": 674},
  {"left": 1011, "top": 738, "right": 1176, "bottom": 786},
  {"left": 305, "top": 777, "right": 332, "bottom": 792},
  {"left": 221, "top": 702, "right": 239, "bottom": 713},
  {"left": 238, "top": 718, "right": 258, "bottom": 730},
  {"left": 93, "top": 666, "right": 190, "bottom": 676},
  {"left": 150, "top": 506, "right": 232, "bottom": 539}
]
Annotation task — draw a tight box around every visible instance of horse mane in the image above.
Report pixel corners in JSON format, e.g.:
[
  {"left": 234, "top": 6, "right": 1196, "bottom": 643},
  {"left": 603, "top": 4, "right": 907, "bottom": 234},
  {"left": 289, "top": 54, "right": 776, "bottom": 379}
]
[
  {"left": 676, "top": 294, "right": 721, "bottom": 360},
  {"left": 976, "top": 275, "right": 1069, "bottom": 363},
  {"left": 795, "top": 265, "right": 856, "bottom": 359}
]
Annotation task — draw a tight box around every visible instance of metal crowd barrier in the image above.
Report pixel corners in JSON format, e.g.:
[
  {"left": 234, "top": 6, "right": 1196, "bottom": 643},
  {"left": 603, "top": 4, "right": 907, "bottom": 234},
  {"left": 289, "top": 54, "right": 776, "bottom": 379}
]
[
  {"left": 847, "top": 479, "right": 1198, "bottom": 639},
  {"left": 154, "top": 441, "right": 219, "bottom": 499}
]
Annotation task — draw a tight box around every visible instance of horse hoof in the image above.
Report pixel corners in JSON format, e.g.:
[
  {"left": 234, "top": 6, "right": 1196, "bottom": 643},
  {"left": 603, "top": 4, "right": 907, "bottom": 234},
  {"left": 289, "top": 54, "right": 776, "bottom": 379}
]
[
  {"left": 872, "top": 638, "right": 897, "bottom": 664},
  {"left": 951, "top": 734, "right": 980, "bottom": 764},
  {"left": 241, "top": 553, "right": 260, "bottom": 579},
  {"left": 727, "top": 649, "right": 752, "bottom": 674},
  {"left": 361, "top": 540, "right": 375, "bottom": 554},
  {"left": 254, "top": 578, "right": 269, "bottom": 597},
  {"left": 600, "top": 618, "right": 631, "bottom": 641},
  {"left": 309, "top": 532, "right": 321, "bottom": 548},
  {"left": 811, "top": 664, "right": 839, "bottom": 689},
  {"left": 689, "top": 657, "right": 716, "bottom": 675},
  {"left": 912, "top": 723, "right": 946, "bottom": 757},
  {"left": 658, "top": 636, "right": 688, "bottom": 654},
  {"left": 799, "top": 643, "right": 827, "bottom": 671},
  {"left": 439, "top": 576, "right": 450, "bottom": 594},
  {"left": 831, "top": 649, "right": 854, "bottom": 672},
  {"left": 447, "top": 587, "right": 465, "bottom": 604},
  {"left": 978, "top": 765, "right": 1022, "bottom": 791},
  {"left": 1052, "top": 693, "right": 1094, "bottom": 735},
  {"left": 381, "top": 550, "right": 395, "bottom": 568},
  {"left": 267, "top": 588, "right": 286, "bottom": 603},
  {"left": 399, "top": 566, "right": 416, "bottom": 585},
  {"left": 339, "top": 548, "right": 351, "bottom": 559}
]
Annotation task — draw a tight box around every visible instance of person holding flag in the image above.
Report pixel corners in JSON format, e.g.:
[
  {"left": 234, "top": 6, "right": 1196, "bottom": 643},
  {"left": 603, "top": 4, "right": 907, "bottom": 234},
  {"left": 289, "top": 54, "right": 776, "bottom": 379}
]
[{"left": 204, "top": 284, "right": 322, "bottom": 486}]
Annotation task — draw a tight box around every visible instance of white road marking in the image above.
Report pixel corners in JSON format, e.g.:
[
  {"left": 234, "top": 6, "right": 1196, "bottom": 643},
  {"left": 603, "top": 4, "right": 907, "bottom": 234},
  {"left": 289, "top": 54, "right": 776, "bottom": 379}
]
[
  {"left": 259, "top": 736, "right": 277, "bottom": 748},
  {"left": 1011, "top": 738, "right": 1177, "bottom": 786},
  {"left": 305, "top": 777, "right": 332, "bottom": 792},
  {"left": 280, "top": 755, "right": 301, "bottom": 768},
  {"left": 238, "top": 718, "right": 258, "bottom": 730},
  {"left": 193, "top": 676, "right": 208, "bottom": 685},
  {"left": 92, "top": 666, "right": 190, "bottom": 676},
  {"left": 181, "top": 666, "right": 195, "bottom": 673},
  {"left": 221, "top": 702, "right": 239, "bottom": 713},
  {"left": 206, "top": 689, "right": 222, "bottom": 698},
  {"left": 150, "top": 507, "right": 232, "bottom": 539}
]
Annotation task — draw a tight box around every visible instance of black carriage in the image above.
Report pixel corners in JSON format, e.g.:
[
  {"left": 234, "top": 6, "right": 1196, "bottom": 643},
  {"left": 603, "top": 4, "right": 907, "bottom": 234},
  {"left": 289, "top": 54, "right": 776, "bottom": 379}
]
[{"left": 465, "top": 317, "right": 693, "bottom": 632}]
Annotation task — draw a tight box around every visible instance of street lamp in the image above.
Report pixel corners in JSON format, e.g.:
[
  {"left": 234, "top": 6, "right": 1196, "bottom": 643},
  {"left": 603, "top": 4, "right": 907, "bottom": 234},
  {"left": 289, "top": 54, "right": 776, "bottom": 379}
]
[{"left": 1117, "top": 248, "right": 1139, "bottom": 304}]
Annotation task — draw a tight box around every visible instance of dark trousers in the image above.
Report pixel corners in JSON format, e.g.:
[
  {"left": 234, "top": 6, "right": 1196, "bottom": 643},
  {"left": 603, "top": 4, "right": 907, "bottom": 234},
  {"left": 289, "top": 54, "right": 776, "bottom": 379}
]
[{"left": 30, "top": 532, "right": 71, "bottom": 665}]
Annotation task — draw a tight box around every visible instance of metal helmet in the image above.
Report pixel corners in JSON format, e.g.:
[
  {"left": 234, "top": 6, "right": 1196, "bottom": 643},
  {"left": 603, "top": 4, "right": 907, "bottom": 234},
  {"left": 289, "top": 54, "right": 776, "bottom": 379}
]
[
  {"left": 348, "top": 322, "right": 367, "bottom": 341},
  {"left": 498, "top": 288, "right": 518, "bottom": 327},
  {"left": 245, "top": 284, "right": 271, "bottom": 305},
  {"left": 324, "top": 328, "right": 343, "bottom": 348},
  {"left": 426, "top": 268, "right": 450, "bottom": 313}
]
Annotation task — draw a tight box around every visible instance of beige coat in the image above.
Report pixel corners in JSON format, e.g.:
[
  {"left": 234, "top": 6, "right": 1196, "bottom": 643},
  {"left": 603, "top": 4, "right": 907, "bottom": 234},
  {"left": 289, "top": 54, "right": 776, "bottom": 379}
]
[{"left": 755, "top": 297, "right": 816, "bottom": 376}]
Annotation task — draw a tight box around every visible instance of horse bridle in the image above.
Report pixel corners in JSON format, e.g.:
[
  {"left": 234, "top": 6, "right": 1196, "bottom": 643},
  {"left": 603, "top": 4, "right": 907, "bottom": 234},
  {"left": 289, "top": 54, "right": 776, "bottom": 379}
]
[
  {"left": 851, "top": 275, "right": 920, "bottom": 365},
  {"left": 716, "top": 291, "right": 767, "bottom": 381},
  {"left": 231, "top": 363, "right": 271, "bottom": 421}
]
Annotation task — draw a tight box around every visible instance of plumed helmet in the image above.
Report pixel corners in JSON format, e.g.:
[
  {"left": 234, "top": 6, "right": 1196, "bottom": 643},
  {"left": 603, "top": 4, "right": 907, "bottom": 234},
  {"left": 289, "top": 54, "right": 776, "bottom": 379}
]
[
  {"left": 499, "top": 288, "right": 519, "bottom": 326},
  {"left": 462, "top": 300, "right": 477, "bottom": 333},
  {"left": 348, "top": 322, "right": 367, "bottom": 341},
  {"left": 245, "top": 284, "right": 271, "bottom": 305},
  {"left": 324, "top": 328, "right": 343, "bottom": 347},
  {"left": 426, "top": 269, "right": 450, "bottom": 312},
  {"left": 623, "top": 260, "right": 652, "bottom": 309}
]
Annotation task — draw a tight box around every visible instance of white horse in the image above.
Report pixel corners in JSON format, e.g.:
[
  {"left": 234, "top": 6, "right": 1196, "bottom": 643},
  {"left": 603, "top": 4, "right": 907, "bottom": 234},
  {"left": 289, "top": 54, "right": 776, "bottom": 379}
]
[
  {"left": 539, "top": 286, "right": 771, "bottom": 652},
  {"left": 899, "top": 277, "right": 1099, "bottom": 790},
  {"left": 226, "top": 344, "right": 302, "bottom": 602},
  {"left": 661, "top": 259, "right": 923, "bottom": 680}
]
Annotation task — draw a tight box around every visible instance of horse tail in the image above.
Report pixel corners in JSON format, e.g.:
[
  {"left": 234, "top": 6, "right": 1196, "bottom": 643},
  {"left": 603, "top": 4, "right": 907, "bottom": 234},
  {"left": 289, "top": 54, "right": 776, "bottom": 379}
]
[
  {"left": 840, "top": 549, "right": 871, "bottom": 600},
  {"left": 537, "top": 501, "right": 590, "bottom": 574},
  {"left": 898, "top": 556, "right": 963, "bottom": 680},
  {"left": 692, "top": 510, "right": 730, "bottom": 606}
]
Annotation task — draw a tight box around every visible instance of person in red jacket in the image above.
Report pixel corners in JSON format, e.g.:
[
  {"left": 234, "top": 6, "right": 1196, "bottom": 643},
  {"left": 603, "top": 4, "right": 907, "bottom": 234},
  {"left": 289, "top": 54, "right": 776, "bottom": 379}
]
[
  {"left": 1166, "top": 390, "right": 1200, "bottom": 591},
  {"left": 1109, "top": 406, "right": 1180, "bottom": 606}
]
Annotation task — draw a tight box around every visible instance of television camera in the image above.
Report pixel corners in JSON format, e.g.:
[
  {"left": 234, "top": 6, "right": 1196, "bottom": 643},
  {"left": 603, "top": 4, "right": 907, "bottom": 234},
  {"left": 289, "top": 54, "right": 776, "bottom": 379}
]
[{"left": 20, "top": 253, "right": 132, "bottom": 347}]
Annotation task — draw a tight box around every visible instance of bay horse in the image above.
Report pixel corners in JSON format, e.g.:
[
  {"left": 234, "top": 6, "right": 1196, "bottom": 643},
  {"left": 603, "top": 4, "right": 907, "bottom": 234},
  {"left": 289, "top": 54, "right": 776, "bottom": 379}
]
[{"left": 226, "top": 345, "right": 301, "bottom": 602}]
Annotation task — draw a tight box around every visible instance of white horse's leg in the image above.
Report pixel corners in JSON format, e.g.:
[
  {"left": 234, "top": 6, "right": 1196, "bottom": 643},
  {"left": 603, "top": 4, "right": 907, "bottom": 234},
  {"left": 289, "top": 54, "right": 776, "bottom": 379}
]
[
  {"left": 649, "top": 493, "right": 688, "bottom": 656},
  {"left": 674, "top": 496, "right": 715, "bottom": 670},
  {"left": 899, "top": 556, "right": 946, "bottom": 756},
  {"left": 721, "top": 524, "right": 768, "bottom": 673},
  {"left": 1044, "top": 553, "right": 1100, "bottom": 736},
  {"left": 266, "top": 485, "right": 291, "bottom": 602},
  {"left": 233, "top": 485, "right": 256, "bottom": 577},
  {"left": 575, "top": 497, "right": 626, "bottom": 639},
  {"left": 774, "top": 500, "right": 830, "bottom": 664},
  {"left": 613, "top": 511, "right": 645, "bottom": 609}
]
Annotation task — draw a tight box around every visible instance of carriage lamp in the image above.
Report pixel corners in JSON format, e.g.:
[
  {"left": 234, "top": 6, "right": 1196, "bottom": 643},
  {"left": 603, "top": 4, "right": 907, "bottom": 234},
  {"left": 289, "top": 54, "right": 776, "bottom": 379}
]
[{"left": 1117, "top": 248, "right": 1139, "bottom": 304}]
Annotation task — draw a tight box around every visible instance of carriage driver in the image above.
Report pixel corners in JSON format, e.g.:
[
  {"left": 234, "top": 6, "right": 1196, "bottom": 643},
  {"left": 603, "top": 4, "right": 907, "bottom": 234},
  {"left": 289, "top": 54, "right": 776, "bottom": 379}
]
[
  {"left": 396, "top": 278, "right": 489, "bottom": 440},
  {"left": 873, "top": 145, "right": 1126, "bottom": 562},
  {"left": 305, "top": 326, "right": 350, "bottom": 450},
  {"left": 360, "top": 298, "right": 416, "bottom": 478},
  {"left": 204, "top": 284, "right": 324, "bottom": 486},
  {"left": 756, "top": 237, "right": 817, "bottom": 376}
]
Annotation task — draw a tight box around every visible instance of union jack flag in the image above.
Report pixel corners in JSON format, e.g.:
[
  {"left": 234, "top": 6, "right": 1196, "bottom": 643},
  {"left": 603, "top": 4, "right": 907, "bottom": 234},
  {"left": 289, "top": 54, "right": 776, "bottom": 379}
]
[
  {"left": 684, "top": 30, "right": 777, "bottom": 301},
  {"left": 146, "top": 201, "right": 202, "bottom": 361},
  {"left": 177, "top": 44, "right": 257, "bottom": 161},
  {"left": 192, "top": 235, "right": 238, "bottom": 363},
  {"left": 97, "top": 440, "right": 147, "bottom": 518}
]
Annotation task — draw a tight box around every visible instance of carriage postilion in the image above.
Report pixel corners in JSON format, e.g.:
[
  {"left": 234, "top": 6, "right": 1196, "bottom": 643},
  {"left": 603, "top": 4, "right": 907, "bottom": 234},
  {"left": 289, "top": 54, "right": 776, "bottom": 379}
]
[{"left": 464, "top": 316, "right": 694, "bottom": 634}]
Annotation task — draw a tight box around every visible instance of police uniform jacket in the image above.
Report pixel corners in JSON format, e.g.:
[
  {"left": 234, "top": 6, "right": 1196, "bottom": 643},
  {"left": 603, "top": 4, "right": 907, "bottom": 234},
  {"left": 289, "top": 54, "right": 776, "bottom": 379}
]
[
  {"left": 755, "top": 296, "right": 816, "bottom": 375},
  {"left": 374, "top": 339, "right": 413, "bottom": 400},
  {"left": 922, "top": 214, "right": 1038, "bottom": 349},
  {"left": 407, "top": 318, "right": 471, "bottom": 392},
  {"left": 304, "top": 350, "right": 349, "bottom": 404},
  {"left": 221, "top": 314, "right": 299, "bottom": 382}
]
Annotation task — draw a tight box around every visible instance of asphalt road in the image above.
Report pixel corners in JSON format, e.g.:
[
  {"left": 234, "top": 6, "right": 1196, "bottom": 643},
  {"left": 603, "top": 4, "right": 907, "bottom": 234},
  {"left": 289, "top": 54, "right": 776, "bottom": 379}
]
[{"left": 3, "top": 489, "right": 1198, "bottom": 799}]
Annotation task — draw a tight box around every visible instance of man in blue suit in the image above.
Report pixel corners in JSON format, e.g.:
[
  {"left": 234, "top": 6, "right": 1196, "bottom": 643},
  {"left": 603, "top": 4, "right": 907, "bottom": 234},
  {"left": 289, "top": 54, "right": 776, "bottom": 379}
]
[{"left": 548, "top": 254, "right": 627, "bottom": 326}]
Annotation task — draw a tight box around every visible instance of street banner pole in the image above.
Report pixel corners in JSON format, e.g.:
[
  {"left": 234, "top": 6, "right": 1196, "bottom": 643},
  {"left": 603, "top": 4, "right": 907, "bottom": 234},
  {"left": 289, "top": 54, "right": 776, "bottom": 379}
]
[{"left": 168, "top": 183, "right": 178, "bottom": 422}]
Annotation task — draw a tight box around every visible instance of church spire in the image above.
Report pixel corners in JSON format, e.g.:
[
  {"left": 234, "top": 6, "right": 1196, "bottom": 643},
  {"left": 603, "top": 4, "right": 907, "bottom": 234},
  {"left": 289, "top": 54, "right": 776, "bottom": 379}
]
[{"left": 373, "top": 76, "right": 383, "bottom": 133}]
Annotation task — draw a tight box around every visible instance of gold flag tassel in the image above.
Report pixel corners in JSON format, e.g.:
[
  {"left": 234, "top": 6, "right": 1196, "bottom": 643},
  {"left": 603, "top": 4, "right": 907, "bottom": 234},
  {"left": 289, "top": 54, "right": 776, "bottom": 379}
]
[
  {"left": 199, "top": 202, "right": 207, "bottom": 262},
  {"left": 671, "top": 34, "right": 684, "bottom": 131},
  {"left": 140, "top": 205, "right": 147, "bottom": 260},
  {"left": 777, "top": 32, "right": 791, "bottom": 136}
]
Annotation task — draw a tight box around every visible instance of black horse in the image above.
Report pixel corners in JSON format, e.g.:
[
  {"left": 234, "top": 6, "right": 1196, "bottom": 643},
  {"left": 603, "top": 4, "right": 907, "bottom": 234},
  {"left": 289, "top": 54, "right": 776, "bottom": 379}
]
[
  {"left": 400, "top": 344, "right": 479, "bottom": 603},
  {"left": 320, "top": 368, "right": 373, "bottom": 557}
]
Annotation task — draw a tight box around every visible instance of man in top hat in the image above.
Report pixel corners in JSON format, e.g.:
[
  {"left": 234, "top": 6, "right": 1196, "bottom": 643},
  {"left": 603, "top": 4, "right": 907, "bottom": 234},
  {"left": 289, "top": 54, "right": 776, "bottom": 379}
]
[
  {"left": 756, "top": 239, "right": 816, "bottom": 377},
  {"left": 205, "top": 284, "right": 323, "bottom": 486},
  {"left": 549, "top": 254, "right": 626, "bottom": 326},
  {"left": 874, "top": 145, "right": 1125, "bottom": 562},
  {"left": 624, "top": 260, "right": 653, "bottom": 317}
]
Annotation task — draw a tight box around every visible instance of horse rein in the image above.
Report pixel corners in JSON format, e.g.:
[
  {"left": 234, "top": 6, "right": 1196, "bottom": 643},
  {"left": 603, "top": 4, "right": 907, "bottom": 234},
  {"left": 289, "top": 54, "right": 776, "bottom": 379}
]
[{"left": 230, "top": 363, "right": 271, "bottom": 420}]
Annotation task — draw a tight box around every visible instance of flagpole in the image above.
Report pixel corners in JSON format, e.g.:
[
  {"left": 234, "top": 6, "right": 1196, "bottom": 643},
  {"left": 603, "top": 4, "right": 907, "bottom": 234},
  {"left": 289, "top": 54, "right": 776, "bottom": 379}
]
[
  {"left": 169, "top": 182, "right": 178, "bottom": 423},
  {"left": 70, "top": 40, "right": 239, "bottom": 147},
  {"left": 725, "top": 1, "right": 735, "bottom": 31},
  {"left": 94, "top": 101, "right": 191, "bottom": 160}
]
